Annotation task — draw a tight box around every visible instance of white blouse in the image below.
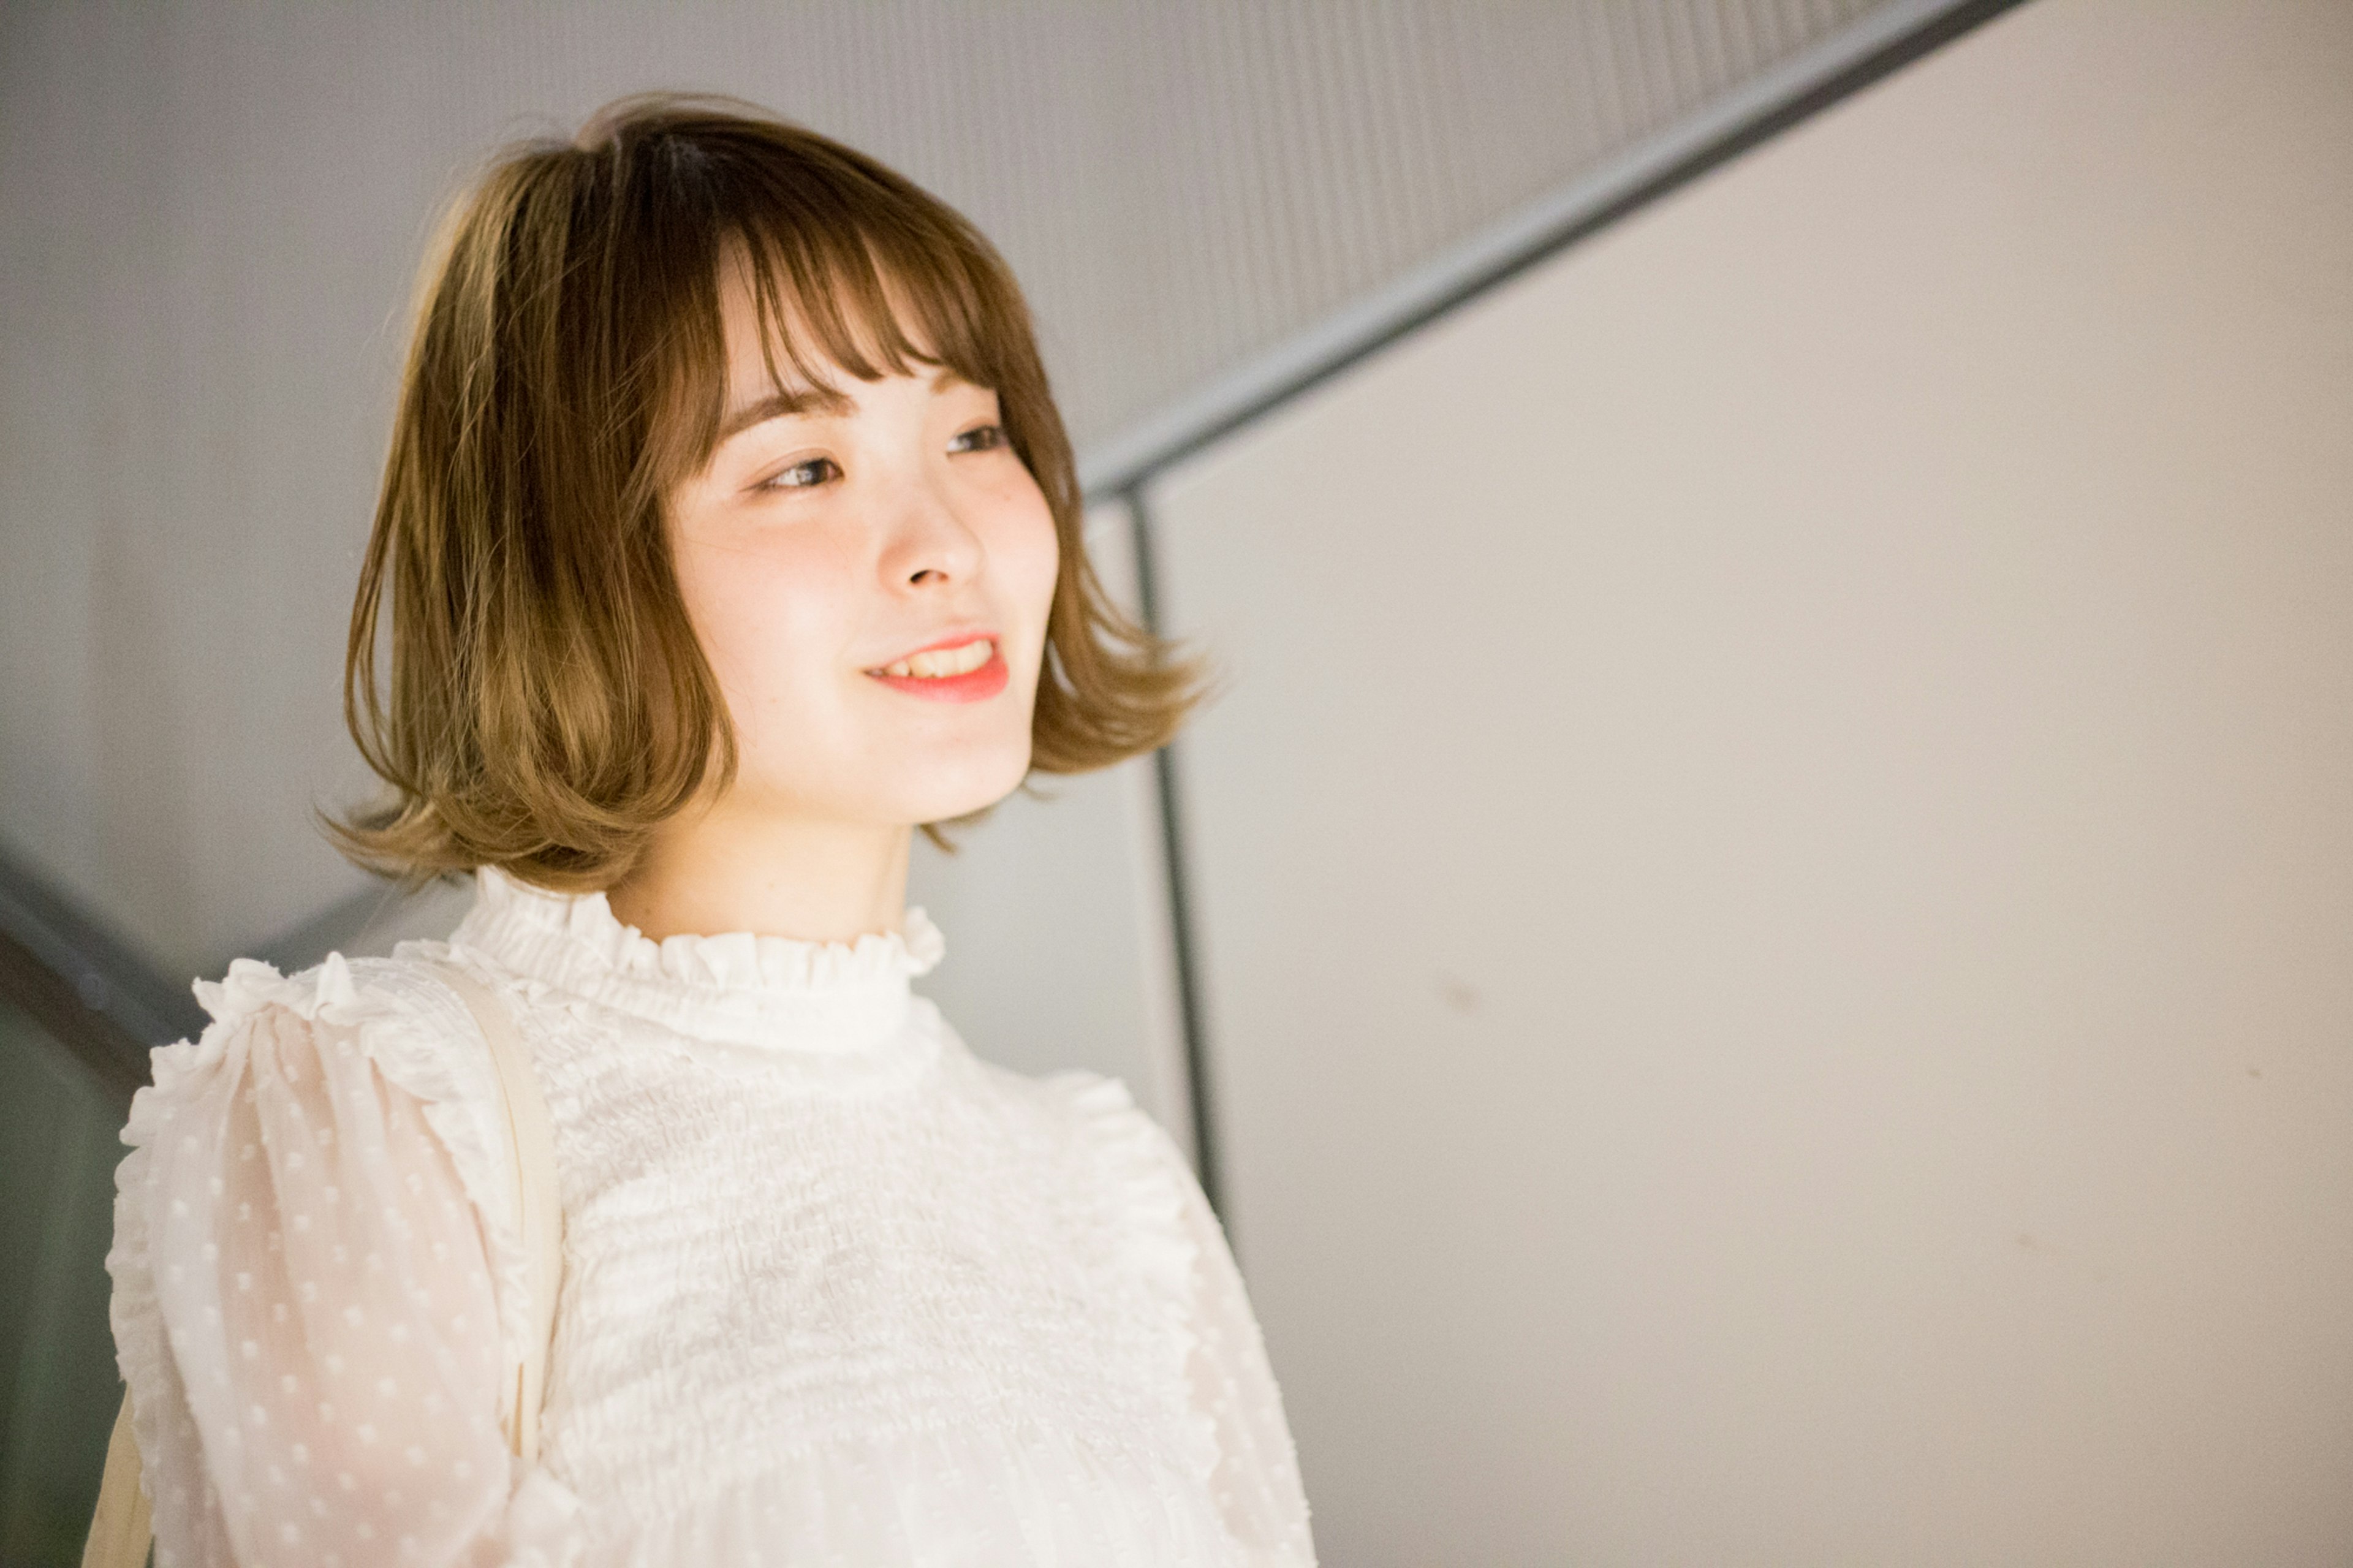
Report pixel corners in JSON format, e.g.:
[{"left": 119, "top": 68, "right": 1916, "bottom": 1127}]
[{"left": 107, "top": 866, "right": 1314, "bottom": 1567}]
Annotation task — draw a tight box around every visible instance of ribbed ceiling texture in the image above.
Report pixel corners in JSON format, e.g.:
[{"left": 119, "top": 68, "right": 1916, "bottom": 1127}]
[{"left": 1, "top": 0, "right": 1894, "bottom": 979}]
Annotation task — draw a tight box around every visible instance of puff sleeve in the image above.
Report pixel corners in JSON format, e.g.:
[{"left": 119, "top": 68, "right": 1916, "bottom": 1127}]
[
  {"left": 1061, "top": 1074, "right": 1317, "bottom": 1567},
  {"left": 1170, "top": 1162, "right": 1316, "bottom": 1566},
  {"left": 1162, "top": 1137, "right": 1317, "bottom": 1567},
  {"left": 106, "top": 955, "right": 579, "bottom": 1568}
]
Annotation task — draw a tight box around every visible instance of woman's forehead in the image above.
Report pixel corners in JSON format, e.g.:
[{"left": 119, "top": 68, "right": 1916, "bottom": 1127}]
[{"left": 715, "top": 249, "right": 943, "bottom": 395}]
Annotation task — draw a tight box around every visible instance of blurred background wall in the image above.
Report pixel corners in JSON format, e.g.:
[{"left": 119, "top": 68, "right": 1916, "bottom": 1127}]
[{"left": 6, "top": 1, "right": 2353, "bottom": 1562}]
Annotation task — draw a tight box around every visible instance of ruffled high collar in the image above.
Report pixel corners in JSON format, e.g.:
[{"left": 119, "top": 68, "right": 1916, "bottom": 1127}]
[{"left": 449, "top": 865, "right": 945, "bottom": 1055}]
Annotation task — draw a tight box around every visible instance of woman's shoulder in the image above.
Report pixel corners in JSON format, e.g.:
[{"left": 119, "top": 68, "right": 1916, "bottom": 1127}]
[
  {"left": 140, "top": 944, "right": 499, "bottom": 1118},
  {"left": 963, "top": 1056, "right": 1202, "bottom": 1230},
  {"left": 124, "top": 946, "right": 525, "bottom": 1264},
  {"left": 937, "top": 1034, "right": 1187, "bottom": 1162},
  {"left": 960, "top": 1053, "right": 1156, "bottom": 1143}
]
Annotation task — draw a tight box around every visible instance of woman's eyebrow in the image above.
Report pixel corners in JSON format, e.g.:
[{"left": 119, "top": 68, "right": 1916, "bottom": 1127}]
[
  {"left": 717, "top": 382, "right": 857, "bottom": 443},
  {"left": 717, "top": 368, "right": 977, "bottom": 445}
]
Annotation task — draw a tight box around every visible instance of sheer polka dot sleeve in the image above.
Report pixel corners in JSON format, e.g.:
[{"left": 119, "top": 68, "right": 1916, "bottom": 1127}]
[{"left": 109, "top": 966, "right": 525, "bottom": 1568}]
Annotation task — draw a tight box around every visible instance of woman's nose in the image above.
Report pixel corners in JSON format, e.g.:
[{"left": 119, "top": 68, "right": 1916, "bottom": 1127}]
[{"left": 882, "top": 481, "right": 985, "bottom": 590}]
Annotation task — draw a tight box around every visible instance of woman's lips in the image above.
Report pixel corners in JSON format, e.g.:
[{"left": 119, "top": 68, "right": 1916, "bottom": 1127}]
[{"left": 865, "top": 637, "right": 1009, "bottom": 703}]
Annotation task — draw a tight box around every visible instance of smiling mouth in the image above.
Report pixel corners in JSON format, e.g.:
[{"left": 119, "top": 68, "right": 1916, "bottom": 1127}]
[
  {"left": 872, "top": 638, "right": 996, "bottom": 680},
  {"left": 865, "top": 636, "right": 1010, "bottom": 703}
]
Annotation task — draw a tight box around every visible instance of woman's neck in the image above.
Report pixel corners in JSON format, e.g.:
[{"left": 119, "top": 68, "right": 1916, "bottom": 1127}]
[{"left": 604, "top": 802, "right": 912, "bottom": 947}]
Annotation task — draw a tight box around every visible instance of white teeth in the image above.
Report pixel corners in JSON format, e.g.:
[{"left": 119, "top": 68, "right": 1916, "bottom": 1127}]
[{"left": 882, "top": 639, "right": 992, "bottom": 680}]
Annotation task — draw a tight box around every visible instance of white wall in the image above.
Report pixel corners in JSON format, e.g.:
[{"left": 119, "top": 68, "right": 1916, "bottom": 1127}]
[{"left": 1151, "top": 0, "right": 2353, "bottom": 1561}]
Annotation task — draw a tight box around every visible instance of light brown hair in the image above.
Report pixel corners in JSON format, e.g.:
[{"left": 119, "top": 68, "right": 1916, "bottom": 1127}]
[{"left": 333, "top": 93, "right": 1196, "bottom": 890}]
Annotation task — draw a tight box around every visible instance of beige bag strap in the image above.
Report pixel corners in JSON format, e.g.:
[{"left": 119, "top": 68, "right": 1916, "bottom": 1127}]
[
  {"left": 434, "top": 961, "right": 564, "bottom": 1466},
  {"left": 85, "top": 960, "right": 563, "bottom": 1568},
  {"left": 80, "top": 1396, "right": 150, "bottom": 1568}
]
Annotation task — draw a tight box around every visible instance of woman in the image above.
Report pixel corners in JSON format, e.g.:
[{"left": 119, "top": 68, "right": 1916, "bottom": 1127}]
[{"left": 105, "top": 93, "right": 1314, "bottom": 1567}]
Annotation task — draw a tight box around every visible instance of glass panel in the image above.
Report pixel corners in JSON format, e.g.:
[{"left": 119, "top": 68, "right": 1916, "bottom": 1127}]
[{"left": 0, "top": 996, "right": 131, "bottom": 1566}]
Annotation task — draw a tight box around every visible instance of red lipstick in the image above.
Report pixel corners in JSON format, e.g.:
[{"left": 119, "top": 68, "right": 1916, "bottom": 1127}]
[{"left": 865, "top": 635, "right": 1009, "bottom": 703}]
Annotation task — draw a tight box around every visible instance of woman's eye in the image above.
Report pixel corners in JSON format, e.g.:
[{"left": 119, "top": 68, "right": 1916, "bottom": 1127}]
[
  {"left": 949, "top": 423, "right": 1006, "bottom": 454},
  {"left": 757, "top": 456, "right": 839, "bottom": 492}
]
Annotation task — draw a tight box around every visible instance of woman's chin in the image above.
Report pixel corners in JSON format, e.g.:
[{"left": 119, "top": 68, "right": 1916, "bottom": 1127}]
[{"left": 893, "top": 744, "right": 1036, "bottom": 828}]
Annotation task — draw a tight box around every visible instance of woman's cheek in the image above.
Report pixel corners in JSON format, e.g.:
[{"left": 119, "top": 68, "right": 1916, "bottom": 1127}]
[
  {"left": 681, "top": 545, "right": 818, "bottom": 732},
  {"left": 1004, "top": 504, "right": 1061, "bottom": 664}
]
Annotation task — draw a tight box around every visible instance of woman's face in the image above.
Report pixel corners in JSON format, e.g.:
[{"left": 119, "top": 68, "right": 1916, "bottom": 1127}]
[{"left": 664, "top": 263, "right": 1060, "bottom": 831}]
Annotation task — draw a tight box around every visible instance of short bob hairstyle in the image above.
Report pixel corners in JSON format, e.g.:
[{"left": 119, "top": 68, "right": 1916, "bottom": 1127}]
[{"left": 333, "top": 93, "right": 1195, "bottom": 891}]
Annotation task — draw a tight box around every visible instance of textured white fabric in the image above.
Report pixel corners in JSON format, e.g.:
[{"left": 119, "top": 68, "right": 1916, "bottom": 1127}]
[{"left": 108, "top": 867, "right": 1314, "bottom": 1567}]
